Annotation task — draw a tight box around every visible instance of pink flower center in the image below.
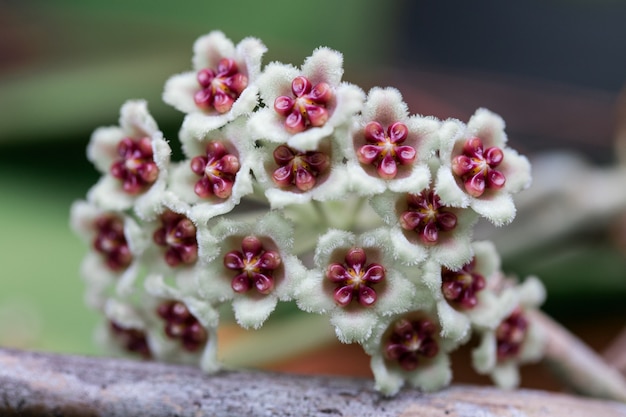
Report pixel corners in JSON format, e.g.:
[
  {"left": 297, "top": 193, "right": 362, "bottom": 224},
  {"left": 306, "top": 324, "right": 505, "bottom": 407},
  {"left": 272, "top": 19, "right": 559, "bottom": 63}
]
[
  {"left": 384, "top": 317, "right": 439, "bottom": 371},
  {"left": 326, "top": 247, "right": 385, "bottom": 307},
  {"left": 271, "top": 144, "right": 330, "bottom": 192},
  {"left": 223, "top": 236, "right": 282, "bottom": 295},
  {"left": 194, "top": 58, "right": 248, "bottom": 114},
  {"left": 153, "top": 211, "right": 198, "bottom": 267},
  {"left": 357, "top": 121, "right": 416, "bottom": 179},
  {"left": 496, "top": 307, "right": 529, "bottom": 360},
  {"left": 399, "top": 190, "right": 458, "bottom": 245},
  {"left": 441, "top": 258, "right": 486, "bottom": 309},
  {"left": 110, "top": 137, "right": 159, "bottom": 195},
  {"left": 274, "top": 76, "right": 334, "bottom": 134},
  {"left": 109, "top": 321, "right": 151, "bottom": 359},
  {"left": 190, "top": 141, "right": 240, "bottom": 199},
  {"left": 452, "top": 137, "right": 506, "bottom": 197},
  {"left": 92, "top": 215, "right": 132, "bottom": 271},
  {"left": 157, "top": 300, "right": 208, "bottom": 352}
]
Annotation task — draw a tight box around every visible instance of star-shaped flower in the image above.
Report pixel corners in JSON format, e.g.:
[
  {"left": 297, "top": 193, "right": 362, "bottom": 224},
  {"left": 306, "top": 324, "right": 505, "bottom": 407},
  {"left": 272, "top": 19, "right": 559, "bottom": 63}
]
[
  {"left": 369, "top": 184, "right": 478, "bottom": 269},
  {"left": 86, "top": 100, "right": 171, "bottom": 220},
  {"left": 363, "top": 303, "right": 460, "bottom": 396},
  {"left": 163, "top": 31, "right": 267, "bottom": 133},
  {"left": 471, "top": 276, "right": 546, "bottom": 388},
  {"left": 196, "top": 211, "right": 306, "bottom": 329},
  {"left": 70, "top": 200, "right": 145, "bottom": 307},
  {"left": 345, "top": 87, "right": 438, "bottom": 195},
  {"left": 248, "top": 47, "right": 365, "bottom": 151},
  {"left": 250, "top": 137, "right": 350, "bottom": 208},
  {"left": 294, "top": 228, "right": 417, "bottom": 344},
  {"left": 167, "top": 117, "right": 255, "bottom": 224},
  {"left": 435, "top": 109, "right": 532, "bottom": 226},
  {"left": 419, "top": 241, "right": 514, "bottom": 343}
]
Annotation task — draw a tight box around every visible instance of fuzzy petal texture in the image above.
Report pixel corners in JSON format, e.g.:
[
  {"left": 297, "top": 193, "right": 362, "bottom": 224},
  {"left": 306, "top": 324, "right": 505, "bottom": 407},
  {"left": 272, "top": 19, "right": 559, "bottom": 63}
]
[
  {"left": 248, "top": 47, "right": 364, "bottom": 151},
  {"left": 346, "top": 87, "right": 439, "bottom": 195},
  {"left": 86, "top": 100, "right": 171, "bottom": 220},
  {"left": 168, "top": 117, "right": 255, "bottom": 224},
  {"left": 436, "top": 109, "right": 532, "bottom": 226},
  {"left": 163, "top": 31, "right": 267, "bottom": 131},
  {"left": 196, "top": 211, "right": 304, "bottom": 329},
  {"left": 295, "top": 229, "right": 418, "bottom": 344}
]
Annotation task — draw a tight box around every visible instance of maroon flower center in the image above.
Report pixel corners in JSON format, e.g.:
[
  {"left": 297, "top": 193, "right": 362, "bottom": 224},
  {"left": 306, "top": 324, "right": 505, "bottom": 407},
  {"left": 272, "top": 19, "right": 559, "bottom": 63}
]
[
  {"left": 110, "top": 137, "right": 159, "bottom": 195},
  {"left": 223, "top": 236, "right": 282, "bottom": 295},
  {"left": 399, "top": 190, "right": 458, "bottom": 245},
  {"left": 153, "top": 211, "right": 198, "bottom": 267},
  {"left": 441, "top": 258, "right": 486, "bottom": 309},
  {"left": 357, "top": 121, "right": 416, "bottom": 179},
  {"left": 109, "top": 321, "right": 151, "bottom": 359},
  {"left": 190, "top": 141, "right": 240, "bottom": 199},
  {"left": 274, "top": 76, "right": 334, "bottom": 134},
  {"left": 452, "top": 137, "right": 506, "bottom": 197},
  {"left": 93, "top": 214, "right": 132, "bottom": 271},
  {"left": 496, "top": 307, "right": 529, "bottom": 360},
  {"left": 326, "top": 247, "right": 385, "bottom": 307},
  {"left": 271, "top": 144, "right": 330, "bottom": 192},
  {"left": 384, "top": 317, "right": 439, "bottom": 371},
  {"left": 157, "top": 300, "right": 208, "bottom": 352},
  {"left": 194, "top": 58, "right": 248, "bottom": 114}
]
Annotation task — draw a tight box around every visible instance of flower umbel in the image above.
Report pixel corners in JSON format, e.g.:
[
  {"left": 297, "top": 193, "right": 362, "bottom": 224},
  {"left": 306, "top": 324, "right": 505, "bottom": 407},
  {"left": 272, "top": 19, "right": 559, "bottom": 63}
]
[{"left": 72, "top": 31, "right": 547, "bottom": 397}]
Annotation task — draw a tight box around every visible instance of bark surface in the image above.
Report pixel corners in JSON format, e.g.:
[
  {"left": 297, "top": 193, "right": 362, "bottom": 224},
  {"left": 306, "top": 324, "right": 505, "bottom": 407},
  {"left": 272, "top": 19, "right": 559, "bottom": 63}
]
[{"left": 1, "top": 347, "right": 625, "bottom": 417}]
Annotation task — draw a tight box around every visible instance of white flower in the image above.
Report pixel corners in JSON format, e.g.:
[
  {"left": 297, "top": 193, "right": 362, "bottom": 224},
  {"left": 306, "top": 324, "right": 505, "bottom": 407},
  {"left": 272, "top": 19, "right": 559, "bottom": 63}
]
[
  {"left": 250, "top": 137, "right": 350, "bottom": 209},
  {"left": 139, "top": 272, "right": 221, "bottom": 373},
  {"left": 471, "top": 276, "right": 547, "bottom": 388},
  {"left": 69, "top": 200, "right": 145, "bottom": 307},
  {"left": 167, "top": 117, "right": 255, "bottom": 224},
  {"left": 196, "top": 211, "right": 306, "bottom": 329},
  {"left": 363, "top": 304, "right": 459, "bottom": 396},
  {"left": 435, "top": 109, "right": 532, "bottom": 226},
  {"left": 163, "top": 31, "right": 267, "bottom": 133},
  {"left": 294, "top": 228, "right": 417, "bottom": 344},
  {"left": 419, "top": 240, "right": 512, "bottom": 343},
  {"left": 248, "top": 47, "right": 365, "bottom": 151},
  {"left": 345, "top": 87, "right": 438, "bottom": 195},
  {"left": 86, "top": 100, "right": 171, "bottom": 220},
  {"left": 369, "top": 187, "right": 478, "bottom": 269}
]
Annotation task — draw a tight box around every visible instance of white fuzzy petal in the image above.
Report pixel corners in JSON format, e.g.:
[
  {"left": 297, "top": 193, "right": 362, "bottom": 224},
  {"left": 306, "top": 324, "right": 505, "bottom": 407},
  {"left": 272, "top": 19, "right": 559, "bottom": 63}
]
[
  {"left": 470, "top": 192, "right": 516, "bottom": 226},
  {"left": 87, "top": 126, "right": 124, "bottom": 173},
  {"left": 330, "top": 308, "right": 377, "bottom": 344},
  {"left": 162, "top": 72, "right": 201, "bottom": 114},
  {"left": 232, "top": 295, "right": 278, "bottom": 329}
]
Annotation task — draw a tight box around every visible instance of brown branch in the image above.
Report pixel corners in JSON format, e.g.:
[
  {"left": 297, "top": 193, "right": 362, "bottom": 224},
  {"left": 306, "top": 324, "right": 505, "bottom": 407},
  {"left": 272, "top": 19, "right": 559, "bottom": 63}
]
[
  {"left": 530, "top": 310, "right": 626, "bottom": 403},
  {"left": 2, "top": 348, "right": 626, "bottom": 417}
]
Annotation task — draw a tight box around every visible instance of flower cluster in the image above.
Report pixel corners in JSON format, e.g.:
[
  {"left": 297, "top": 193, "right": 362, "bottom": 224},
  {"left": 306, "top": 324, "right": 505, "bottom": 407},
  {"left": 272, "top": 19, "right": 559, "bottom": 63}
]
[{"left": 71, "top": 31, "right": 545, "bottom": 395}]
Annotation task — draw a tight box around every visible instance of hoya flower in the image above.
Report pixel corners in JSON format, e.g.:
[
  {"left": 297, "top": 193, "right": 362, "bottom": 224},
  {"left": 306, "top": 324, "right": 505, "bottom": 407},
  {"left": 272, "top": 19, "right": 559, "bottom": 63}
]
[
  {"left": 97, "top": 299, "right": 153, "bottom": 360},
  {"left": 135, "top": 196, "right": 213, "bottom": 285},
  {"left": 294, "top": 228, "right": 417, "bottom": 344},
  {"left": 363, "top": 304, "right": 459, "bottom": 396},
  {"left": 472, "top": 276, "right": 546, "bottom": 388},
  {"left": 70, "top": 200, "right": 146, "bottom": 307},
  {"left": 248, "top": 47, "right": 365, "bottom": 151},
  {"left": 250, "top": 138, "right": 350, "bottom": 208},
  {"left": 345, "top": 87, "right": 439, "bottom": 195},
  {"left": 420, "top": 240, "right": 515, "bottom": 342},
  {"left": 163, "top": 31, "right": 267, "bottom": 132},
  {"left": 167, "top": 117, "right": 255, "bottom": 224},
  {"left": 142, "top": 272, "right": 221, "bottom": 372},
  {"left": 196, "top": 211, "right": 306, "bottom": 329},
  {"left": 435, "top": 109, "right": 532, "bottom": 226},
  {"left": 86, "top": 100, "right": 171, "bottom": 220},
  {"left": 369, "top": 185, "right": 478, "bottom": 269}
]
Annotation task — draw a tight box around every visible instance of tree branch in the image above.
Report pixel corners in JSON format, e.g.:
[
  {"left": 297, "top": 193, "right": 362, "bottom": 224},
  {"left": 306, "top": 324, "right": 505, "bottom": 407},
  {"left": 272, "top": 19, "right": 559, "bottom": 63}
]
[{"left": 1, "top": 348, "right": 626, "bottom": 417}]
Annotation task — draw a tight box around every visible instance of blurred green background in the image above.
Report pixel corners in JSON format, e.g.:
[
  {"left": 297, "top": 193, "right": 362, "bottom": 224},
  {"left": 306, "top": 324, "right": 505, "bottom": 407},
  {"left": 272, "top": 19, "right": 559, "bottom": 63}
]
[{"left": 1, "top": 0, "right": 625, "bottom": 363}]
